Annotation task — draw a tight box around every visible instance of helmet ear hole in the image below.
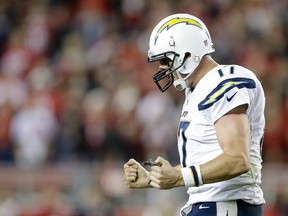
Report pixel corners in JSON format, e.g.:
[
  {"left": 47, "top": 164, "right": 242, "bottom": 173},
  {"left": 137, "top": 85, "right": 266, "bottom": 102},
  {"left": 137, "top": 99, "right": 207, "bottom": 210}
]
[{"left": 184, "top": 52, "right": 191, "bottom": 60}]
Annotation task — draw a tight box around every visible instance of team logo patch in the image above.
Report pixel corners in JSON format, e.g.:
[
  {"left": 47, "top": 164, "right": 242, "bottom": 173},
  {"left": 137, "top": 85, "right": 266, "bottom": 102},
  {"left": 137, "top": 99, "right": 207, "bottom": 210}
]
[
  {"left": 154, "top": 17, "right": 203, "bottom": 45},
  {"left": 198, "top": 77, "right": 256, "bottom": 111}
]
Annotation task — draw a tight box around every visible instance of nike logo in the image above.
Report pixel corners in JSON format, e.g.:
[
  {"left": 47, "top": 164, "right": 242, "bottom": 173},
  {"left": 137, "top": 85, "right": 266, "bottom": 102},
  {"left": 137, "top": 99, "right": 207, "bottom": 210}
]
[
  {"left": 199, "top": 204, "right": 210, "bottom": 209},
  {"left": 226, "top": 92, "right": 237, "bottom": 102}
]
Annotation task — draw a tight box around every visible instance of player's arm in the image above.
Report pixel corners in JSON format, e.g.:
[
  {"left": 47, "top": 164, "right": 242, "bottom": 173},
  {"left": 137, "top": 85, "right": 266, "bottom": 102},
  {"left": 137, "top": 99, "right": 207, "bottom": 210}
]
[
  {"left": 149, "top": 104, "right": 250, "bottom": 189},
  {"left": 200, "top": 104, "right": 250, "bottom": 183}
]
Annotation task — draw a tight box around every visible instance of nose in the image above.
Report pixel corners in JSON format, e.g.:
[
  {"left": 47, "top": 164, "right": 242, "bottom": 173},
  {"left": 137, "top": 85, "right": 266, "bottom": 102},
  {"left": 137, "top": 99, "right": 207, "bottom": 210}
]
[{"left": 159, "top": 64, "right": 168, "bottom": 71}]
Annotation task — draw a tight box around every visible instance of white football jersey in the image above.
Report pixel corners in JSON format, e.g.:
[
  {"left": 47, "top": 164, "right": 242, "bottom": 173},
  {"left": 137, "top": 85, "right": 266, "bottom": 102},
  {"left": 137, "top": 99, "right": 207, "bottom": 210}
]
[{"left": 177, "top": 65, "right": 265, "bottom": 206}]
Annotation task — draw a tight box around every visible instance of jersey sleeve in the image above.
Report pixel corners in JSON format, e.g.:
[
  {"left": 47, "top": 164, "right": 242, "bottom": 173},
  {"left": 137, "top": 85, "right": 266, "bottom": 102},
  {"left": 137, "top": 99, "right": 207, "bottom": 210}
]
[{"left": 198, "top": 77, "right": 256, "bottom": 123}]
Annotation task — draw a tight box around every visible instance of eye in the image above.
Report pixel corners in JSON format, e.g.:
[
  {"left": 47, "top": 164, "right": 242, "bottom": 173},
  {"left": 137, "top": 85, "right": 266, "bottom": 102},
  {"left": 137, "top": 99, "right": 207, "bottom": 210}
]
[{"left": 159, "top": 58, "right": 172, "bottom": 66}]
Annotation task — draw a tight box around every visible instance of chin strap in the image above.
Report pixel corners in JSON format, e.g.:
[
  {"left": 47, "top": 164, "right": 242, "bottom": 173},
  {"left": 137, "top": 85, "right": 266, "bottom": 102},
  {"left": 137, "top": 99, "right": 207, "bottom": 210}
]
[{"left": 173, "top": 79, "right": 187, "bottom": 91}]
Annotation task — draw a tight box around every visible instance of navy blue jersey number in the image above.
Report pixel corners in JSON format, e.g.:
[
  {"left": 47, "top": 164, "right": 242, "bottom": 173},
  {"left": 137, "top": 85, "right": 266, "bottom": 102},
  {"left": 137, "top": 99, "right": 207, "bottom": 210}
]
[{"left": 178, "top": 121, "right": 190, "bottom": 167}]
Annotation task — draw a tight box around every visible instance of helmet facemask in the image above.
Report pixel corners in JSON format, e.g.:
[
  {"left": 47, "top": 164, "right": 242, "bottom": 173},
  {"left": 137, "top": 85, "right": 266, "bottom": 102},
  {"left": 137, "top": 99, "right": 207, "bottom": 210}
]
[{"left": 148, "top": 51, "right": 190, "bottom": 92}]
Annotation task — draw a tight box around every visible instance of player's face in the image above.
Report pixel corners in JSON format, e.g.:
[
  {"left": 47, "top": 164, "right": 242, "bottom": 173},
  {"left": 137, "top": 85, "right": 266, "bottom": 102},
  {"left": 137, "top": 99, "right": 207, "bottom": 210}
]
[
  {"left": 159, "top": 58, "right": 188, "bottom": 88},
  {"left": 154, "top": 58, "right": 173, "bottom": 90},
  {"left": 159, "top": 57, "right": 171, "bottom": 69},
  {"left": 159, "top": 58, "right": 179, "bottom": 80}
]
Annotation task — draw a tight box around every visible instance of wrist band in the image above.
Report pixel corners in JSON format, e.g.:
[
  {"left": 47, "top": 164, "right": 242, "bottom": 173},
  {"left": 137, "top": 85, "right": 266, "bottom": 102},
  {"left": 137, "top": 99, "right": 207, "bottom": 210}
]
[{"left": 181, "top": 164, "right": 203, "bottom": 187}]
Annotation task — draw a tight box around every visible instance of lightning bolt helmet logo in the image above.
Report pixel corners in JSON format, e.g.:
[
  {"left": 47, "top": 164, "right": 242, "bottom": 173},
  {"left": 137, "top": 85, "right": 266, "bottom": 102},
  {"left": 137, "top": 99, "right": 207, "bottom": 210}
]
[{"left": 154, "top": 17, "right": 203, "bottom": 45}]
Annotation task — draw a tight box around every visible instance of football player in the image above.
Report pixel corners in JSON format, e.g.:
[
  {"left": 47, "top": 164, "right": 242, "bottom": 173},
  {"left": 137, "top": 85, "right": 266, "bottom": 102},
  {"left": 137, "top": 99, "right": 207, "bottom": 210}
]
[{"left": 124, "top": 13, "right": 265, "bottom": 216}]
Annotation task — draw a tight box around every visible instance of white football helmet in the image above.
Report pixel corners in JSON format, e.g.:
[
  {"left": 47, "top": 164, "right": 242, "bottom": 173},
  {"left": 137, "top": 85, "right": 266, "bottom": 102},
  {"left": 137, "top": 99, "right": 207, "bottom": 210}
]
[{"left": 148, "top": 13, "right": 215, "bottom": 92}]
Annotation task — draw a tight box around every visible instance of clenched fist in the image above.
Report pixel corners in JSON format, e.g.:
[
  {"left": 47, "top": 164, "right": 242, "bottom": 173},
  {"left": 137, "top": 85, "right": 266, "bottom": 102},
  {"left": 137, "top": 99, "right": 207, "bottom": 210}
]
[
  {"left": 149, "top": 157, "right": 184, "bottom": 189},
  {"left": 123, "top": 159, "right": 151, "bottom": 188}
]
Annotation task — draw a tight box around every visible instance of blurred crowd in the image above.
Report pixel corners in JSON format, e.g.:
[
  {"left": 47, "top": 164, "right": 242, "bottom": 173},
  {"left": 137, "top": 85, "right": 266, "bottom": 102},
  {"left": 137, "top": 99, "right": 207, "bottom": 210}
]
[{"left": 0, "top": 0, "right": 287, "bottom": 215}]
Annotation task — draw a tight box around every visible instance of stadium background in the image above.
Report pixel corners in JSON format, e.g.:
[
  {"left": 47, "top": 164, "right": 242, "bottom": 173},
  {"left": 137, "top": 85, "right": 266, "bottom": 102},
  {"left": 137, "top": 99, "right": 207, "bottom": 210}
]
[{"left": 0, "top": 0, "right": 287, "bottom": 215}]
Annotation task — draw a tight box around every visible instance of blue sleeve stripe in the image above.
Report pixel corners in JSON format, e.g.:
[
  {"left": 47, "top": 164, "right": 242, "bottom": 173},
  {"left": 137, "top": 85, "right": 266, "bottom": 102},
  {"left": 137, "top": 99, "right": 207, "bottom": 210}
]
[{"left": 198, "top": 77, "right": 256, "bottom": 111}]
